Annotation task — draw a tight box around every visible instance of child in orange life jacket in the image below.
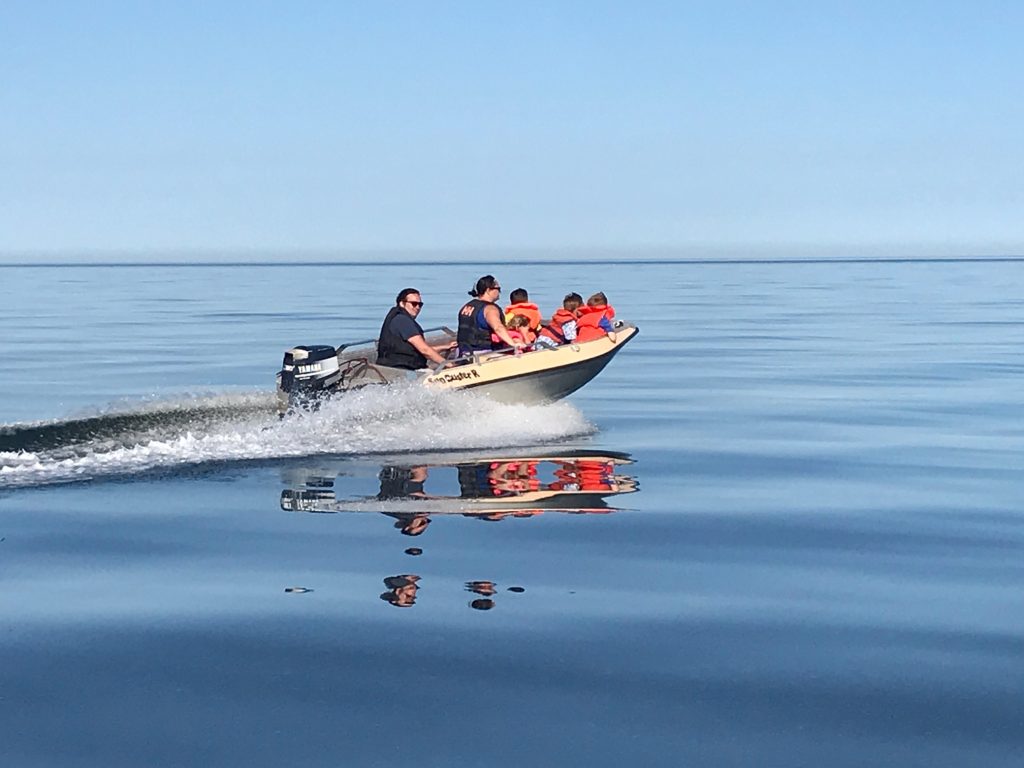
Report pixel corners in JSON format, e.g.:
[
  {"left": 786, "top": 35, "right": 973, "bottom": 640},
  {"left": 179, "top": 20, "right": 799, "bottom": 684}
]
[
  {"left": 534, "top": 292, "right": 583, "bottom": 349},
  {"left": 503, "top": 288, "right": 542, "bottom": 335},
  {"left": 574, "top": 292, "right": 617, "bottom": 344},
  {"left": 491, "top": 313, "right": 535, "bottom": 349}
]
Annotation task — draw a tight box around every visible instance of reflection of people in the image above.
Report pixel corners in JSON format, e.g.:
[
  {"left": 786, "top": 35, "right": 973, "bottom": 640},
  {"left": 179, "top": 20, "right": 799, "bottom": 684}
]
[
  {"left": 487, "top": 461, "right": 540, "bottom": 495},
  {"left": 577, "top": 460, "right": 615, "bottom": 491},
  {"left": 378, "top": 465, "right": 432, "bottom": 535},
  {"left": 456, "top": 460, "right": 541, "bottom": 499},
  {"left": 380, "top": 574, "right": 420, "bottom": 607},
  {"left": 457, "top": 275, "right": 523, "bottom": 355},
  {"left": 391, "top": 514, "right": 430, "bottom": 536},
  {"left": 457, "top": 462, "right": 492, "bottom": 498},
  {"left": 465, "top": 580, "right": 497, "bottom": 596},
  {"left": 378, "top": 466, "right": 428, "bottom": 499},
  {"left": 550, "top": 461, "right": 580, "bottom": 491},
  {"left": 376, "top": 288, "right": 452, "bottom": 370},
  {"left": 549, "top": 459, "right": 616, "bottom": 491},
  {"left": 465, "top": 582, "right": 497, "bottom": 610}
]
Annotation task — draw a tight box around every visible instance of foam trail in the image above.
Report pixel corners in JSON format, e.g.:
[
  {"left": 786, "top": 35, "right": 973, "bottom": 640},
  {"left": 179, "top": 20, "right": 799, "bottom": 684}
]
[
  {"left": 0, "top": 392, "right": 277, "bottom": 454},
  {"left": 0, "top": 384, "right": 594, "bottom": 489}
]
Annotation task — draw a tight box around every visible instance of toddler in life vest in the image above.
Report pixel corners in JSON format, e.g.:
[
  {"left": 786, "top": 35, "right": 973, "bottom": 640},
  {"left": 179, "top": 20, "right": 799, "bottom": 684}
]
[
  {"left": 535, "top": 292, "right": 583, "bottom": 349},
  {"left": 492, "top": 313, "right": 535, "bottom": 349}
]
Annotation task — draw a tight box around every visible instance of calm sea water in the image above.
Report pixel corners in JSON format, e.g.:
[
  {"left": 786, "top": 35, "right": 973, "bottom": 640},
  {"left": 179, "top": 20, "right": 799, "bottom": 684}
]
[{"left": 1, "top": 259, "right": 1022, "bottom": 766}]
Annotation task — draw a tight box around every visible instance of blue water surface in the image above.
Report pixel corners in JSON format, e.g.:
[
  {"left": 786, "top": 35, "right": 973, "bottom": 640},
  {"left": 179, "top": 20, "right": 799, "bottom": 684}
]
[{"left": 1, "top": 259, "right": 1022, "bottom": 767}]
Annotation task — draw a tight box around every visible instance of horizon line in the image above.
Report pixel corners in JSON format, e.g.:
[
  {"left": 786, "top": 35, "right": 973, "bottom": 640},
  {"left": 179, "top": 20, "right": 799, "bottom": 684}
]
[{"left": 2, "top": 255, "right": 1023, "bottom": 268}]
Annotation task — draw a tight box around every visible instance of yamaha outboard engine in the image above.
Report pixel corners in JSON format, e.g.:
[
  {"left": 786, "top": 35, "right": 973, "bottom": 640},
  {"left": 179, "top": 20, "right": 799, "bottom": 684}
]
[{"left": 276, "top": 345, "right": 341, "bottom": 412}]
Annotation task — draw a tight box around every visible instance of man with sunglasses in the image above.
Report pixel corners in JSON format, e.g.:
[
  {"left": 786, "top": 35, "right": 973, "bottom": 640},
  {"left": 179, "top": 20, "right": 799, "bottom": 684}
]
[{"left": 376, "top": 288, "right": 452, "bottom": 370}]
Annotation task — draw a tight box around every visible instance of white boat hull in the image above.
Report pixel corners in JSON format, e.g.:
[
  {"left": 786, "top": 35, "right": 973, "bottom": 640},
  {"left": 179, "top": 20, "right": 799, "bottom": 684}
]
[
  {"left": 422, "top": 325, "right": 638, "bottom": 403},
  {"left": 276, "top": 324, "right": 638, "bottom": 411}
]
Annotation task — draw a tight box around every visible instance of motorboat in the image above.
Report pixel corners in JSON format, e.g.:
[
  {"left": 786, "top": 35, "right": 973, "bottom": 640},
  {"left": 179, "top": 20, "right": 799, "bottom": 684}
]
[
  {"left": 276, "top": 321, "right": 638, "bottom": 413},
  {"left": 279, "top": 451, "right": 638, "bottom": 517}
]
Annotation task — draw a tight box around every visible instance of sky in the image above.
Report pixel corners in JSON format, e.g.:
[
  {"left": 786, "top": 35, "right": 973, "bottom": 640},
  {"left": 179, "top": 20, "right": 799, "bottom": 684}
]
[{"left": 1, "top": 1, "right": 1022, "bottom": 259}]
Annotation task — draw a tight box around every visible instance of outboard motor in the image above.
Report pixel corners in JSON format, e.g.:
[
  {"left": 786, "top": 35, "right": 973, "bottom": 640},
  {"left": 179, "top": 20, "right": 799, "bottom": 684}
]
[{"left": 276, "top": 344, "right": 341, "bottom": 412}]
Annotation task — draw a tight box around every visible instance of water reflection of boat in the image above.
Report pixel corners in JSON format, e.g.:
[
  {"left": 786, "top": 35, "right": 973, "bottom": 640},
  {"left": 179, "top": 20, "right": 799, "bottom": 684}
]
[
  {"left": 279, "top": 451, "right": 638, "bottom": 518},
  {"left": 280, "top": 451, "right": 638, "bottom": 611}
]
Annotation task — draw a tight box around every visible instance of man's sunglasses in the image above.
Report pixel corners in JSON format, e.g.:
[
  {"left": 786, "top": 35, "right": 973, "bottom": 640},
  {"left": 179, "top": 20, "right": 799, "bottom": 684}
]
[{"left": 405, "top": 300, "right": 424, "bottom": 308}]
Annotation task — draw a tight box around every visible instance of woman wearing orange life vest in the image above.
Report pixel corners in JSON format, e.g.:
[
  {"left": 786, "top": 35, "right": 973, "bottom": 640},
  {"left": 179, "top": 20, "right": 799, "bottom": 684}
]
[{"left": 574, "top": 292, "right": 617, "bottom": 344}]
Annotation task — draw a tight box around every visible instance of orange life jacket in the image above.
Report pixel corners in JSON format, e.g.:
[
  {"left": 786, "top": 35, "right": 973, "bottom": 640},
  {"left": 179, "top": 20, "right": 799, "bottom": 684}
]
[
  {"left": 503, "top": 302, "right": 542, "bottom": 331},
  {"left": 548, "top": 462, "right": 580, "bottom": 491},
  {"left": 577, "top": 460, "right": 613, "bottom": 491},
  {"left": 538, "top": 308, "right": 578, "bottom": 344},
  {"left": 575, "top": 304, "right": 615, "bottom": 343}
]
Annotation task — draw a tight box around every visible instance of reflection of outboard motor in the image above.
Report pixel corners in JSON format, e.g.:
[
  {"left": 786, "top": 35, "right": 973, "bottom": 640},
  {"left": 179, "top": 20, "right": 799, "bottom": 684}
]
[
  {"left": 280, "top": 488, "right": 338, "bottom": 512},
  {"left": 277, "top": 345, "right": 341, "bottom": 411}
]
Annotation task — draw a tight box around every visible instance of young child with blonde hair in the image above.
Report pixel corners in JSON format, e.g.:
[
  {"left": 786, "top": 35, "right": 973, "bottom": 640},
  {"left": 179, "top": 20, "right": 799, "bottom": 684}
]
[{"left": 492, "top": 313, "right": 536, "bottom": 348}]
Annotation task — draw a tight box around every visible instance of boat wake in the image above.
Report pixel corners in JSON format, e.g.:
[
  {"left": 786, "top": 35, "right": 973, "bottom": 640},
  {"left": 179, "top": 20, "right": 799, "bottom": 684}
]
[{"left": 0, "top": 385, "right": 595, "bottom": 490}]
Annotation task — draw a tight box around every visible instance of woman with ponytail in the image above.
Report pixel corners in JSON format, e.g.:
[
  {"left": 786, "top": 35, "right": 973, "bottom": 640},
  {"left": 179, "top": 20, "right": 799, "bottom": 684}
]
[{"left": 456, "top": 275, "right": 524, "bottom": 356}]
